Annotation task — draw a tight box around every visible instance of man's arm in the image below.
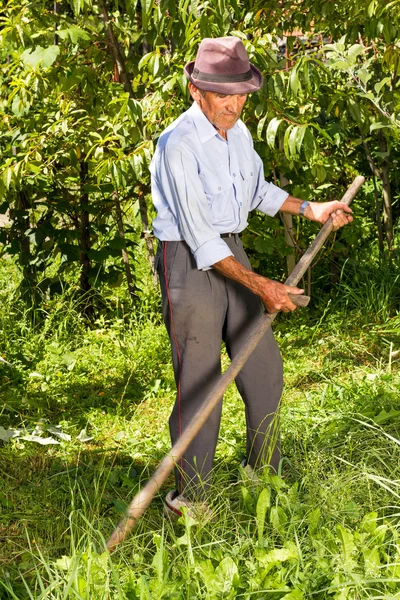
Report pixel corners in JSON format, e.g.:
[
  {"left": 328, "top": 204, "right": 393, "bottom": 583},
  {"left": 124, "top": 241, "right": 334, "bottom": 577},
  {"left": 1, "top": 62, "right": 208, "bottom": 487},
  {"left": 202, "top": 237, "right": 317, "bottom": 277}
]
[
  {"left": 212, "top": 256, "right": 303, "bottom": 313},
  {"left": 281, "top": 195, "right": 353, "bottom": 230},
  {"left": 248, "top": 150, "right": 353, "bottom": 230},
  {"left": 213, "top": 196, "right": 353, "bottom": 313}
]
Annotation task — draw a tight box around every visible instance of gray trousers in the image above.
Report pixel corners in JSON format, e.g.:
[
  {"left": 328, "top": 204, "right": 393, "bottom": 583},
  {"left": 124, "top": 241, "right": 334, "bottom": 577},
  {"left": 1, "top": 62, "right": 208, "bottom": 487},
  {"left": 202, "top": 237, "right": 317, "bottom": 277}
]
[{"left": 156, "top": 235, "right": 283, "bottom": 500}]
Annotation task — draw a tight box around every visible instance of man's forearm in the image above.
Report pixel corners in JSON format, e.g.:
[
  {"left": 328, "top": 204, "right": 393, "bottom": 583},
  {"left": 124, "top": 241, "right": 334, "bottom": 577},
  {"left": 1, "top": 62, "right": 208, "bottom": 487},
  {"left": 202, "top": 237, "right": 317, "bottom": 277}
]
[
  {"left": 212, "top": 256, "right": 263, "bottom": 295},
  {"left": 281, "top": 195, "right": 353, "bottom": 227},
  {"left": 212, "top": 256, "right": 303, "bottom": 313},
  {"left": 280, "top": 195, "right": 306, "bottom": 216}
]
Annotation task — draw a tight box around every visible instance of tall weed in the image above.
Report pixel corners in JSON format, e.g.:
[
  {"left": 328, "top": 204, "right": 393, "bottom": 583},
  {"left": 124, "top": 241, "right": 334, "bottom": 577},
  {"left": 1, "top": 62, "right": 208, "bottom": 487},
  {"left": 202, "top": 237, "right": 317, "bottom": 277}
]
[{"left": 337, "top": 258, "right": 400, "bottom": 322}]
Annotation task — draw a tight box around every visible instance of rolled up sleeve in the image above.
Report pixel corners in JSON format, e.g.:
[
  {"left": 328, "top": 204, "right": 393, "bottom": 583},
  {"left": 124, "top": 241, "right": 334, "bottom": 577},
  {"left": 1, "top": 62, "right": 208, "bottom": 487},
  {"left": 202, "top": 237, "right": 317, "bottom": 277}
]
[
  {"left": 161, "top": 143, "right": 233, "bottom": 269},
  {"left": 250, "top": 151, "right": 289, "bottom": 215}
]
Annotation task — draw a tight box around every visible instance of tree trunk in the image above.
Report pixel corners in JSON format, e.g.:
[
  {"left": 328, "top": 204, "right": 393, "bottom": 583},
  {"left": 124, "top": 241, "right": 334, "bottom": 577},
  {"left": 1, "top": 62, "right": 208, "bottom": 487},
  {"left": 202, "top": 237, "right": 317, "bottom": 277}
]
[
  {"left": 14, "top": 190, "right": 39, "bottom": 308},
  {"left": 378, "top": 134, "right": 393, "bottom": 249},
  {"left": 361, "top": 132, "right": 392, "bottom": 251},
  {"left": 99, "top": 0, "right": 156, "bottom": 279},
  {"left": 279, "top": 171, "right": 296, "bottom": 275},
  {"left": 79, "top": 161, "right": 93, "bottom": 316},
  {"left": 54, "top": 1, "right": 60, "bottom": 45},
  {"left": 138, "top": 183, "right": 158, "bottom": 287},
  {"left": 381, "top": 163, "right": 393, "bottom": 249},
  {"left": 114, "top": 192, "right": 137, "bottom": 302},
  {"left": 372, "top": 174, "right": 384, "bottom": 254}
]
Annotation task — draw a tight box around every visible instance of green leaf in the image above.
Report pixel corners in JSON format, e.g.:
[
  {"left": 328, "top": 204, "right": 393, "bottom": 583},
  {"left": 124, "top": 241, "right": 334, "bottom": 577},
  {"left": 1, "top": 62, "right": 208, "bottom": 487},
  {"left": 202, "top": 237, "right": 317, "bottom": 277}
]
[
  {"left": 337, "top": 35, "right": 347, "bottom": 52},
  {"left": 283, "top": 125, "right": 294, "bottom": 159},
  {"left": 329, "top": 59, "right": 352, "bottom": 70},
  {"left": 241, "top": 486, "right": 255, "bottom": 514},
  {"left": 256, "top": 542, "right": 298, "bottom": 569},
  {"left": 256, "top": 488, "right": 271, "bottom": 542},
  {"left": 3, "top": 168, "right": 13, "bottom": 190},
  {"left": 289, "top": 68, "right": 301, "bottom": 96},
  {"left": 151, "top": 534, "right": 168, "bottom": 581},
  {"left": 348, "top": 99, "right": 362, "bottom": 123},
  {"left": 360, "top": 511, "right": 378, "bottom": 534},
  {"left": 311, "top": 164, "right": 326, "bottom": 182},
  {"left": 303, "top": 127, "right": 315, "bottom": 162},
  {"left": 55, "top": 555, "right": 72, "bottom": 571},
  {"left": 307, "top": 507, "right": 321, "bottom": 533},
  {"left": 108, "top": 236, "right": 125, "bottom": 250},
  {"left": 138, "top": 52, "right": 153, "bottom": 71},
  {"left": 295, "top": 125, "right": 306, "bottom": 154},
  {"left": 213, "top": 557, "right": 239, "bottom": 595},
  {"left": 57, "top": 27, "right": 90, "bottom": 43},
  {"left": 363, "top": 547, "right": 380, "bottom": 576},
  {"left": 337, "top": 524, "right": 356, "bottom": 560},
  {"left": 370, "top": 122, "right": 390, "bottom": 132},
  {"left": 374, "top": 76, "right": 391, "bottom": 94},
  {"left": 58, "top": 243, "right": 80, "bottom": 262},
  {"left": 288, "top": 126, "right": 299, "bottom": 158},
  {"left": 281, "top": 590, "right": 304, "bottom": 600},
  {"left": 357, "top": 68, "right": 372, "bottom": 85},
  {"left": 21, "top": 45, "right": 60, "bottom": 69},
  {"left": 153, "top": 53, "right": 160, "bottom": 77},
  {"left": 162, "top": 75, "right": 177, "bottom": 93},
  {"left": 266, "top": 117, "right": 282, "bottom": 148},
  {"left": 270, "top": 506, "right": 288, "bottom": 533},
  {"left": 372, "top": 407, "right": 400, "bottom": 424},
  {"left": 347, "top": 44, "right": 365, "bottom": 62},
  {"left": 368, "top": 0, "right": 377, "bottom": 17},
  {"left": 257, "top": 114, "right": 267, "bottom": 140},
  {"left": 195, "top": 560, "right": 215, "bottom": 591},
  {"left": 141, "top": 0, "right": 153, "bottom": 31}
]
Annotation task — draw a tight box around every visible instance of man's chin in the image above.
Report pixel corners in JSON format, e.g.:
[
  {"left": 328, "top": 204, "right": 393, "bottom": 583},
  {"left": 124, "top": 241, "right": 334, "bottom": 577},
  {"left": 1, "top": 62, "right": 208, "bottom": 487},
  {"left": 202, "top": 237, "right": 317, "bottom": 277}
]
[{"left": 216, "top": 118, "right": 239, "bottom": 131}]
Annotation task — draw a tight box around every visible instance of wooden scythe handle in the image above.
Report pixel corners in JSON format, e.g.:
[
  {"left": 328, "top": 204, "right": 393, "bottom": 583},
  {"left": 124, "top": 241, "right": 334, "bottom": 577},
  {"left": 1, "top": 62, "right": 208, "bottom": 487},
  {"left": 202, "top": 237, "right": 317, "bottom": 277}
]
[
  {"left": 106, "top": 175, "right": 365, "bottom": 552},
  {"left": 288, "top": 294, "right": 310, "bottom": 307}
]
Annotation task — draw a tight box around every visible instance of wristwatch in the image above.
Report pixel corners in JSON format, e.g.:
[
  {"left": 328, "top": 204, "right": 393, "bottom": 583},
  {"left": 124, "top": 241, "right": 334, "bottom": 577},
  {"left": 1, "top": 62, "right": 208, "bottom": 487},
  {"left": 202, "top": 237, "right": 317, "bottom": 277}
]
[{"left": 299, "top": 200, "right": 309, "bottom": 217}]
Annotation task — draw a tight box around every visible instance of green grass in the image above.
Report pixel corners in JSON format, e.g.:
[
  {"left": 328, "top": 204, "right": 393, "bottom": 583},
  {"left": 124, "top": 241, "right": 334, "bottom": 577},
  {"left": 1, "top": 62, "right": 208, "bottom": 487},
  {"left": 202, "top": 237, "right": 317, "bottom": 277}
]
[{"left": 1, "top": 255, "right": 400, "bottom": 599}]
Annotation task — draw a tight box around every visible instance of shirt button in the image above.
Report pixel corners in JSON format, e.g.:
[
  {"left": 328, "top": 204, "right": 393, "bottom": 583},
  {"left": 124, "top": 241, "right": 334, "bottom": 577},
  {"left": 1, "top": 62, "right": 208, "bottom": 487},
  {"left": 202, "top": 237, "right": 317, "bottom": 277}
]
[
  {"left": 233, "top": 173, "right": 236, "bottom": 177},
  {"left": 240, "top": 202, "right": 242, "bottom": 206},
  {"left": 250, "top": 172, "right": 253, "bottom": 176},
  {"left": 218, "top": 187, "right": 222, "bottom": 191}
]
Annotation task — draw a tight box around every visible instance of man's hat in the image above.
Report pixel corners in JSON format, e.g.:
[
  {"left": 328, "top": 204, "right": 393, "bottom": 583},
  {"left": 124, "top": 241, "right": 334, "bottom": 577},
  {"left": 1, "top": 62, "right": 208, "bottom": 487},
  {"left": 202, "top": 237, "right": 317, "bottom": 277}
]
[{"left": 184, "top": 37, "right": 263, "bottom": 94}]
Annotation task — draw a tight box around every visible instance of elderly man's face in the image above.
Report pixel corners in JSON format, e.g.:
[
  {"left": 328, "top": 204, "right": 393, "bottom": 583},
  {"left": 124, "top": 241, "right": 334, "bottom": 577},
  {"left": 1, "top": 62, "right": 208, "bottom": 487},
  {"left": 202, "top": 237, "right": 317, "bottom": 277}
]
[{"left": 189, "top": 83, "right": 247, "bottom": 134}]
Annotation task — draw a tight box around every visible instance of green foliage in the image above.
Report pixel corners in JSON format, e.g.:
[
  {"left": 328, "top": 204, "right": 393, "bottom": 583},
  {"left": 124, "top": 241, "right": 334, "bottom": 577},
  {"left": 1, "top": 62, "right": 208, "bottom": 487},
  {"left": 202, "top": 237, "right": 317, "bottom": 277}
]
[{"left": 0, "top": 0, "right": 400, "bottom": 311}]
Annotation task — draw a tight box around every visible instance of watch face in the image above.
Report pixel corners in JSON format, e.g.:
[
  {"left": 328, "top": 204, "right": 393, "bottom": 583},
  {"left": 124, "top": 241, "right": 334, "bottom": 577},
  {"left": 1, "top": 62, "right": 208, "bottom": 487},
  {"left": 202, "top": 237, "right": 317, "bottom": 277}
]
[{"left": 300, "top": 201, "right": 308, "bottom": 216}]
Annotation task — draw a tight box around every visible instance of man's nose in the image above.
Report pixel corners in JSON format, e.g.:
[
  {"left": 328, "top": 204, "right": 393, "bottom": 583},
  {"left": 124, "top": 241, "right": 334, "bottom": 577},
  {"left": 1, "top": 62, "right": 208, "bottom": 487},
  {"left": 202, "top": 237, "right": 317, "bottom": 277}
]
[{"left": 226, "top": 95, "right": 243, "bottom": 113}]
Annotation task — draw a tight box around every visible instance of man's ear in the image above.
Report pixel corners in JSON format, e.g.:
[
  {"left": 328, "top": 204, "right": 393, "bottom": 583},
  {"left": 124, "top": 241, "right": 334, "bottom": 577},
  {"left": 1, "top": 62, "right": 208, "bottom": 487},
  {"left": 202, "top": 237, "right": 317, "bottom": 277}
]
[{"left": 188, "top": 82, "right": 202, "bottom": 102}]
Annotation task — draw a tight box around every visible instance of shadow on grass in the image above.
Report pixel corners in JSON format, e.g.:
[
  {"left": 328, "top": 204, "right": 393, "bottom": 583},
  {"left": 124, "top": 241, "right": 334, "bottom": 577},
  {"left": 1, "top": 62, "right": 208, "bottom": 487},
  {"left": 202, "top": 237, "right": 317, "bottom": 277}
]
[
  {"left": 1, "top": 364, "right": 175, "bottom": 429},
  {"left": 0, "top": 441, "right": 175, "bottom": 572}
]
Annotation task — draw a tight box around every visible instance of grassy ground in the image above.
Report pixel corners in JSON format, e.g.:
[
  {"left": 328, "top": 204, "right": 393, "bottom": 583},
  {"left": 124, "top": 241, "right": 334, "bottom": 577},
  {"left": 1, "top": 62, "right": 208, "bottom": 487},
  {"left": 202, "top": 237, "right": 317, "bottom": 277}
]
[{"left": 1, "top": 253, "right": 400, "bottom": 599}]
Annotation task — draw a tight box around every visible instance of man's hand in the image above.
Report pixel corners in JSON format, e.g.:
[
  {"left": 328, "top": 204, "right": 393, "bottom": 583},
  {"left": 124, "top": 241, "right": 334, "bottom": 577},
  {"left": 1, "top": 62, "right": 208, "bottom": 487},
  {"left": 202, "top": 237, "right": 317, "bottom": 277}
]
[
  {"left": 254, "top": 277, "right": 304, "bottom": 313},
  {"left": 212, "top": 256, "right": 304, "bottom": 313},
  {"left": 305, "top": 201, "right": 353, "bottom": 230},
  {"left": 281, "top": 196, "right": 353, "bottom": 231}
]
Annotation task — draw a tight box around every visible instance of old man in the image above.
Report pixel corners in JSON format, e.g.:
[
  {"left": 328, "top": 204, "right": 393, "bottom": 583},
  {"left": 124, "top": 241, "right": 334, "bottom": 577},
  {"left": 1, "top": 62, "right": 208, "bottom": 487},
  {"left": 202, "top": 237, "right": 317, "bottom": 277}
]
[{"left": 150, "top": 37, "right": 352, "bottom": 517}]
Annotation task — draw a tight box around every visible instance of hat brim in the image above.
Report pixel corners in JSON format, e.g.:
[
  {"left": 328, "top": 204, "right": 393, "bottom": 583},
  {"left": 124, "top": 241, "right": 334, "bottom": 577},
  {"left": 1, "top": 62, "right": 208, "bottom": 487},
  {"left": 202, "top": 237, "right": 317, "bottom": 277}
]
[{"left": 184, "top": 61, "right": 263, "bottom": 94}]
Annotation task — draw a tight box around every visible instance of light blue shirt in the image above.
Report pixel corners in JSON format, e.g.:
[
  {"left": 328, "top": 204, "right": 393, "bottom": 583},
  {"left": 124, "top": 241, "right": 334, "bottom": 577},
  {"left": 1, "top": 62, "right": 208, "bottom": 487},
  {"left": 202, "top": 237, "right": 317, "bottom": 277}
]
[{"left": 150, "top": 102, "right": 289, "bottom": 270}]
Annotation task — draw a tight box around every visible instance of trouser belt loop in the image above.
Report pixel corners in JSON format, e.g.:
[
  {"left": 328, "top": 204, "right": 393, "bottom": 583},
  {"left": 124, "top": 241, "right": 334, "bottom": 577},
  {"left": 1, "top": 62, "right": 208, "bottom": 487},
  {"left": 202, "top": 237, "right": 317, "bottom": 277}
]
[{"left": 221, "top": 232, "right": 240, "bottom": 239}]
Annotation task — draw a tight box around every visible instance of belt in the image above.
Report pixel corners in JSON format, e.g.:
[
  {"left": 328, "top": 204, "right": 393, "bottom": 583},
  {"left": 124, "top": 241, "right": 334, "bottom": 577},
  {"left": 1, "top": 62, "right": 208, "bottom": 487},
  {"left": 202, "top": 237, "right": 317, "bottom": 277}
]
[{"left": 221, "top": 232, "right": 240, "bottom": 238}]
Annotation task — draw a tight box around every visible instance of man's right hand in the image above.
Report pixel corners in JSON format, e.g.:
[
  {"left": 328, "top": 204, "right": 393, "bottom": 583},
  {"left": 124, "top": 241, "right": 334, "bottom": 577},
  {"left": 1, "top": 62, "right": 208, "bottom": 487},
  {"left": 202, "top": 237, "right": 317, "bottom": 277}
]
[
  {"left": 212, "top": 256, "right": 304, "bottom": 313},
  {"left": 254, "top": 276, "right": 304, "bottom": 313}
]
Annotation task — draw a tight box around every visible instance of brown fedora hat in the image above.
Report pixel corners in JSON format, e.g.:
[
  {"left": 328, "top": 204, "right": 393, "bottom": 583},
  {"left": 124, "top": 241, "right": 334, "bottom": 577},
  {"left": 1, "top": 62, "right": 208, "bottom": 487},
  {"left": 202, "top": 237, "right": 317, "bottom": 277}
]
[{"left": 184, "top": 37, "right": 263, "bottom": 94}]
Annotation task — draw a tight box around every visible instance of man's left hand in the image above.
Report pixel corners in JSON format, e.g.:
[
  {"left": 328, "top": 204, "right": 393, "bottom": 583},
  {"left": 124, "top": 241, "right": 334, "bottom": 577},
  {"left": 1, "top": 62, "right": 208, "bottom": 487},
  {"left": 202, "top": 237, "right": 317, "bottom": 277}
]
[{"left": 306, "top": 201, "right": 353, "bottom": 231}]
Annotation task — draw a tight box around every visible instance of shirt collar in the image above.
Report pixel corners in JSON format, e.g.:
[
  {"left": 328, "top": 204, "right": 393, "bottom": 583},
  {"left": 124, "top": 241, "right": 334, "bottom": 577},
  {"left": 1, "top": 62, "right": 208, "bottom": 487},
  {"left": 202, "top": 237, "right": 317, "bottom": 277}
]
[{"left": 188, "top": 101, "right": 239, "bottom": 144}]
